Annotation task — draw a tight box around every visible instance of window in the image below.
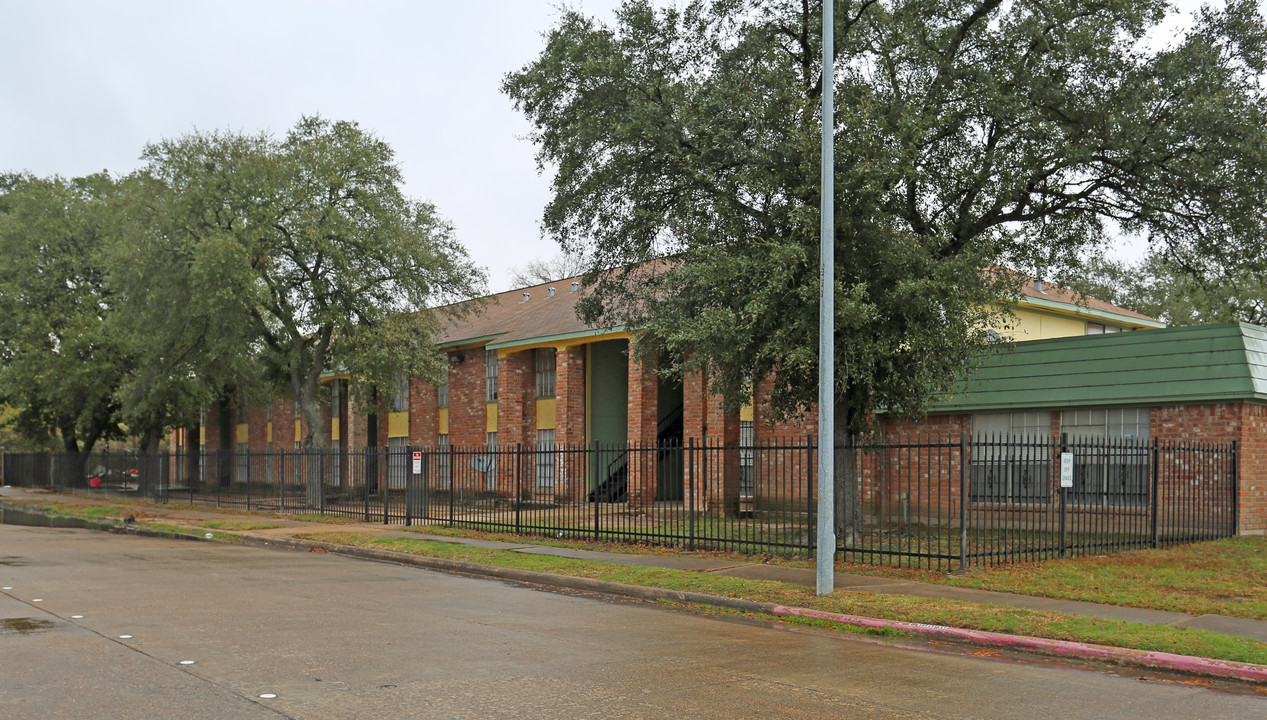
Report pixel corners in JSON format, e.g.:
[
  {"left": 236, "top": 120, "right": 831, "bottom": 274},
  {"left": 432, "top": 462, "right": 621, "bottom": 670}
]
[
  {"left": 483, "top": 432, "right": 498, "bottom": 489},
  {"left": 236, "top": 447, "right": 248, "bottom": 485},
  {"left": 387, "top": 436, "right": 408, "bottom": 490},
  {"left": 437, "top": 366, "right": 449, "bottom": 409},
  {"left": 970, "top": 411, "right": 1051, "bottom": 504},
  {"left": 1087, "top": 323, "right": 1122, "bottom": 335},
  {"left": 536, "top": 428, "right": 555, "bottom": 488},
  {"left": 739, "top": 421, "right": 755, "bottom": 499},
  {"left": 1061, "top": 408, "right": 1150, "bottom": 506},
  {"left": 438, "top": 434, "right": 450, "bottom": 488},
  {"left": 236, "top": 403, "right": 248, "bottom": 424},
  {"left": 535, "top": 348, "right": 556, "bottom": 399},
  {"left": 486, "top": 350, "right": 499, "bottom": 402},
  {"left": 391, "top": 375, "right": 409, "bottom": 413}
]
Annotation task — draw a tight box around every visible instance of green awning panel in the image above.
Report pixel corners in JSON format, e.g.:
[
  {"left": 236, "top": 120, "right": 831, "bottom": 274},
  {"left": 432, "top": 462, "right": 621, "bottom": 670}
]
[{"left": 932, "top": 323, "right": 1267, "bottom": 413}]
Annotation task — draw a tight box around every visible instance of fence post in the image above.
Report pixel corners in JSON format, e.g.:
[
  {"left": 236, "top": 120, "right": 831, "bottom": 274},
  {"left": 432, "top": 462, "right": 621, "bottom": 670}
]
[
  {"left": 959, "top": 431, "right": 969, "bottom": 571},
  {"left": 245, "top": 450, "right": 252, "bottom": 512},
  {"left": 404, "top": 447, "right": 412, "bottom": 527},
  {"left": 448, "top": 443, "right": 456, "bottom": 526},
  {"left": 688, "top": 437, "right": 696, "bottom": 552},
  {"left": 1150, "top": 437, "right": 1161, "bottom": 548},
  {"left": 364, "top": 448, "right": 373, "bottom": 523},
  {"left": 1059, "top": 432, "right": 1068, "bottom": 559},
  {"left": 592, "top": 440, "right": 601, "bottom": 543},
  {"left": 1231, "top": 440, "right": 1240, "bottom": 537},
  {"left": 515, "top": 443, "right": 522, "bottom": 535},
  {"left": 383, "top": 447, "right": 391, "bottom": 525}
]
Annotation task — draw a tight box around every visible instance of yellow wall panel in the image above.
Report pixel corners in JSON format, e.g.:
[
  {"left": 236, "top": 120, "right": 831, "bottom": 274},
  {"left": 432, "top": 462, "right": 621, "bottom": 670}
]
[
  {"left": 236, "top": 423, "right": 248, "bottom": 444},
  {"left": 266, "top": 422, "right": 273, "bottom": 443},
  {"left": 486, "top": 403, "right": 498, "bottom": 433},
  {"left": 388, "top": 411, "right": 410, "bottom": 438},
  {"left": 200, "top": 426, "right": 206, "bottom": 447},
  {"left": 1007, "top": 309, "right": 1087, "bottom": 340},
  {"left": 536, "top": 398, "right": 557, "bottom": 430},
  {"left": 331, "top": 418, "right": 340, "bottom": 442}
]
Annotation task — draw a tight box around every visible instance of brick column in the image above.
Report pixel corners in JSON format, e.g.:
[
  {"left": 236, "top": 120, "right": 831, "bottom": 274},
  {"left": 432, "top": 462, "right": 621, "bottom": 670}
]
[
  {"left": 682, "top": 369, "right": 709, "bottom": 510},
  {"left": 497, "top": 350, "right": 535, "bottom": 497},
  {"left": 627, "top": 355, "right": 659, "bottom": 506},
  {"left": 705, "top": 392, "right": 741, "bottom": 514},
  {"left": 555, "top": 345, "right": 586, "bottom": 500}
]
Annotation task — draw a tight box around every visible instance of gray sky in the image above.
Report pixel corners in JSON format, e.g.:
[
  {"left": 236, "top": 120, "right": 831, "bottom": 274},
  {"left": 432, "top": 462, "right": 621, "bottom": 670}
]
[
  {"left": 0, "top": 1, "right": 1227, "bottom": 290},
  {"left": 1, "top": 0, "right": 624, "bottom": 291}
]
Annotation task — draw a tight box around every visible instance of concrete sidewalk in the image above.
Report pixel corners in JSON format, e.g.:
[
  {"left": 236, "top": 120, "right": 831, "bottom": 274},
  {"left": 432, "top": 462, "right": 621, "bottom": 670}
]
[{"left": 4, "top": 486, "right": 1265, "bottom": 645}]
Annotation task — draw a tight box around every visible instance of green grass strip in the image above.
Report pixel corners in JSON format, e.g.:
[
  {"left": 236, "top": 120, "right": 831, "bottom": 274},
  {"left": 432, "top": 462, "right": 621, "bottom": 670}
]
[{"left": 296, "top": 531, "right": 1267, "bottom": 666}]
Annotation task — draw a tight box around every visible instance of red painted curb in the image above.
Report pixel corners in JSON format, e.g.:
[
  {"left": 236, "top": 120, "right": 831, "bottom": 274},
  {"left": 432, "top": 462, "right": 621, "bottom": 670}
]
[{"left": 771, "top": 605, "right": 1267, "bottom": 683}]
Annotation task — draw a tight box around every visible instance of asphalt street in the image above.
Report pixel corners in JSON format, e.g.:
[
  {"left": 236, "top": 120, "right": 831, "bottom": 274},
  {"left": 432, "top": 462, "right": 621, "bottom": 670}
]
[{"left": 1, "top": 524, "right": 1261, "bottom": 719}]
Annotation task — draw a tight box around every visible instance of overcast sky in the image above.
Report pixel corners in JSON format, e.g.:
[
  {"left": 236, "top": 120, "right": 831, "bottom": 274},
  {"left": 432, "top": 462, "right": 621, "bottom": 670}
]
[
  {"left": 1, "top": 0, "right": 627, "bottom": 292},
  {"left": 0, "top": 1, "right": 1228, "bottom": 291}
]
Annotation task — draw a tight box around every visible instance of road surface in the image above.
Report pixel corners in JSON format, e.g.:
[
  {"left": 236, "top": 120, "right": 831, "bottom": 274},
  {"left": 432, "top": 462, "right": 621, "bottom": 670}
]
[{"left": 0, "top": 524, "right": 1261, "bottom": 719}]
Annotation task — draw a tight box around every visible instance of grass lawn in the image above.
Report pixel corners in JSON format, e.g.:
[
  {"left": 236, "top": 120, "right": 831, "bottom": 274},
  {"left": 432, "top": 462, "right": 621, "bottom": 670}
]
[{"left": 928, "top": 537, "right": 1267, "bottom": 621}]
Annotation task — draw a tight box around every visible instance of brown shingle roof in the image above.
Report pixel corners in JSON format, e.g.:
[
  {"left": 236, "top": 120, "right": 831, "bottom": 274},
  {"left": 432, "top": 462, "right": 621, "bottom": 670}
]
[
  {"left": 433, "top": 266, "right": 1160, "bottom": 350},
  {"left": 436, "top": 273, "right": 606, "bottom": 348},
  {"left": 1017, "top": 277, "right": 1159, "bottom": 324}
]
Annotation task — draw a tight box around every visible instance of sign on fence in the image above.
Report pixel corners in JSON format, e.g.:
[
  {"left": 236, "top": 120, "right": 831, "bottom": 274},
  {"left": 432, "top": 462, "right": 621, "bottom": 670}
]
[
  {"left": 1059, "top": 452, "right": 1074, "bottom": 488},
  {"left": 412, "top": 451, "right": 422, "bottom": 475}
]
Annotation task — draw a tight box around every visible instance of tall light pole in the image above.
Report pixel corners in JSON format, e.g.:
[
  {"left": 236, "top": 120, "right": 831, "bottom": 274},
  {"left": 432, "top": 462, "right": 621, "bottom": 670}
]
[{"left": 816, "top": 0, "right": 836, "bottom": 596}]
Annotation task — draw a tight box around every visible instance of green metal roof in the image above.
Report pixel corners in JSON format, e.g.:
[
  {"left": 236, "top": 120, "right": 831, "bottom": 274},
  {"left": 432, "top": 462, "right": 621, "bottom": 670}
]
[{"left": 932, "top": 323, "right": 1267, "bottom": 413}]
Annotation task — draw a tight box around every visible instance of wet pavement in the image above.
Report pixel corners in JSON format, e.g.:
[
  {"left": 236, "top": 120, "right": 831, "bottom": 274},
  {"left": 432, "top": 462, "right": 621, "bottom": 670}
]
[
  {"left": 2, "top": 523, "right": 1263, "bottom": 719},
  {"left": 3, "top": 486, "right": 1267, "bottom": 646}
]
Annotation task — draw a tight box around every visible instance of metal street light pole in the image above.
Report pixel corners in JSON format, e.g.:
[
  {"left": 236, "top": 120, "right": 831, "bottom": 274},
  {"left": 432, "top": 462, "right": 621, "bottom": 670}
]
[{"left": 816, "top": 0, "right": 836, "bottom": 596}]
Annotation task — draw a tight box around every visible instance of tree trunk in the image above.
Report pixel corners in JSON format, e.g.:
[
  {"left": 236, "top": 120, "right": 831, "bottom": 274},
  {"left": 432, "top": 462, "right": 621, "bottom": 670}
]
[
  {"left": 832, "top": 398, "right": 863, "bottom": 545},
  {"left": 294, "top": 375, "right": 328, "bottom": 508},
  {"left": 216, "top": 395, "right": 232, "bottom": 490}
]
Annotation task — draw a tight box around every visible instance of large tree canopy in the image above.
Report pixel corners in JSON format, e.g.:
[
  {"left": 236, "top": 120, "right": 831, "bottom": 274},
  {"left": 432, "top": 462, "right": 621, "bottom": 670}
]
[
  {"left": 505, "top": 0, "right": 1267, "bottom": 431},
  {"left": 0, "top": 173, "right": 128, "bottom": 457},
  {"left": 128, "top": 116, "right": 486, "bottom": 450}
]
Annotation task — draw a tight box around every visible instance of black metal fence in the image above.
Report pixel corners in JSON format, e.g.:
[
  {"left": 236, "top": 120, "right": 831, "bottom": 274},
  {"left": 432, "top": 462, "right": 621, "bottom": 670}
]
[{"left": 1, "top": 433, "right": 1238, "bottom": 570}]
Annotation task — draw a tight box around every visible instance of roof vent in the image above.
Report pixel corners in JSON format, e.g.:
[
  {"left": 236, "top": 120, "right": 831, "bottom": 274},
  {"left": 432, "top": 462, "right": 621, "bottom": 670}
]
[
  {"left": 548, "top": 286, "right": 556, "bottom": 298},
  {"left": 1033, "top": 279, "right": 1044, "bottom": 293},
  {"left": 571, "top": 281, "right": 579, "bottom": 293},
  {"left": 521, "top": 292, "right": 530, "bottom": 303}
]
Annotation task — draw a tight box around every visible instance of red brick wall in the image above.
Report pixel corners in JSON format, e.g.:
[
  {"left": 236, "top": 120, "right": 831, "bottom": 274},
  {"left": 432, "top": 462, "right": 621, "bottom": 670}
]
[
  {"left": 1237, "top": 403, "right": 1267, "bottom": 534},
  {"left": 447, "top": 350, "right": 488, "bottom": 447},
  {"left": 626, "top": 355, "right": 659, "bottom": 505},
  {"left": 410, "top": 377, "right": 438, "bottom": 448},
  {"left": 497, "top": 350, "right": 535, "bottom": 450},
  {"left": 556, "top": 346, "right": 585, "bottom": 447}
]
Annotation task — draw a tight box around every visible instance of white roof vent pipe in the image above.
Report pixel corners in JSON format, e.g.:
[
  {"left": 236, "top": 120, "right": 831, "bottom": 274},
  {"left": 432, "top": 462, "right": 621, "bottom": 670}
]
[
  {"left": 571, "top": 281, "right": 579, "bottom": 293},
  {"left": 521, "top": 292, "right": 530, "bottom": 303},
  {"left": 548, "top": 287, "right": 556, "bottom": 298}
]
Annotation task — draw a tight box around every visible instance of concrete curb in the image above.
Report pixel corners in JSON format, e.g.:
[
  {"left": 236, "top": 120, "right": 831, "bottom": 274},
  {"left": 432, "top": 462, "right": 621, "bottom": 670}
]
[
  {"left": 234, "top": 530, "right": 1267, "bottom": 685},
  {"left": 770, "top": 606, "right": 1267, "bottom": 684}
]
